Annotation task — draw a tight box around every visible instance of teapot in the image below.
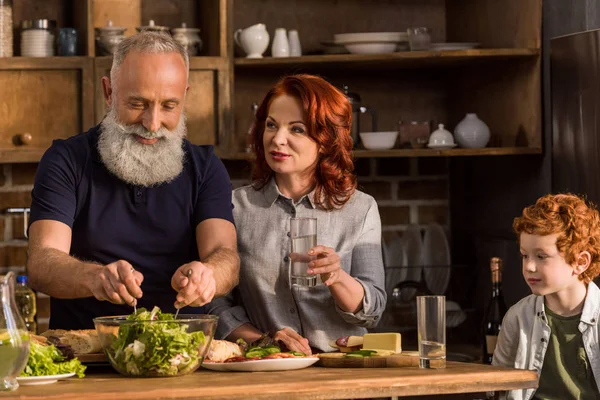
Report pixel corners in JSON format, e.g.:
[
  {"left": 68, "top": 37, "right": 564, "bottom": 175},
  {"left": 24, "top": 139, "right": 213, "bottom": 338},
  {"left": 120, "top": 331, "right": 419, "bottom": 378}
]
[
  {"left": 234, "top": 23, "right": 269, "bottom": 59},
  {"left": 343, "top": 85, "right": 377, "bottom": 148},
  {"left": 0, "top": 272, "right": 30, "bottom": 391}
]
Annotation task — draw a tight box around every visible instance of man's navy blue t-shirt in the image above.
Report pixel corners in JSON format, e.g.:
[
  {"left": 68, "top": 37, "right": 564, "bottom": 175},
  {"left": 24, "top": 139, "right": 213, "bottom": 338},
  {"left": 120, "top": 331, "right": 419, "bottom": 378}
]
[{"left": 30, "top": 125, "right": 234, "bottom": 329}]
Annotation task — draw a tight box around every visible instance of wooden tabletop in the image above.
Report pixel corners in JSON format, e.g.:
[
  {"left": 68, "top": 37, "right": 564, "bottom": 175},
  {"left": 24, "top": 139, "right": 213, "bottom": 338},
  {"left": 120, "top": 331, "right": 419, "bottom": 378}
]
[{"left": 1, "top": 362, "right": 537, "bottom": 400}]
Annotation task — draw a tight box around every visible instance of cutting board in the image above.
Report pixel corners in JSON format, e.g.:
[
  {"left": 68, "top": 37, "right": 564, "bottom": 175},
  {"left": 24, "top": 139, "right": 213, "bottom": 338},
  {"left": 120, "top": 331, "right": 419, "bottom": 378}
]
[
  {"left": 316, "top": 351, "right": 445, "bottom": 368},
  {"left": 76, "top": 353, "right": 108, "bottom": 363}
]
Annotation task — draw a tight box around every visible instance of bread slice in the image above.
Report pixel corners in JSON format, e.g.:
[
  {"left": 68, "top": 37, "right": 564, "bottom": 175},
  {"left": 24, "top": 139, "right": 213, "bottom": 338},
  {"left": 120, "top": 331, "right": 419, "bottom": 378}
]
[{"left": 40, "top": 329, "right": 102, "bottom": 354}]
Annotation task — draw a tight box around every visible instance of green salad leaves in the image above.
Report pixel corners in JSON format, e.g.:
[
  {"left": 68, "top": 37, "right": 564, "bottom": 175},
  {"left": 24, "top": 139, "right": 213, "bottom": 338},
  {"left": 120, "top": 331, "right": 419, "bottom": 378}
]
[
  {"left": 110, "top": 306, "right": 206, "bottom": 376},
  {"left": 21, "top": 340, "right": 86, "bottom": 378}
]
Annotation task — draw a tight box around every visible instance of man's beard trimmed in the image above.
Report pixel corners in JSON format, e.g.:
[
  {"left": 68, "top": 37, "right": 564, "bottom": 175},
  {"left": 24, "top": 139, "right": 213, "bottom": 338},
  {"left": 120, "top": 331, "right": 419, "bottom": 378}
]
[{"left": 98, "top": 107, "right": 187, "bottom": 187}]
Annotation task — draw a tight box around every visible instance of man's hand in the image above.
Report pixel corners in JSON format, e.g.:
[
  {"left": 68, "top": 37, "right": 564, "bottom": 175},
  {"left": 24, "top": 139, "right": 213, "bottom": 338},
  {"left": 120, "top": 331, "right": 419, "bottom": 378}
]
[
  {"left": 171, "top": 261, "right": 217, "bottom": 308},
  {"left": 88, "top": 260, "right": 144, "bottom": 305},
  {"left": 273, "top": 327, "right": 312, "bottom": 355}
]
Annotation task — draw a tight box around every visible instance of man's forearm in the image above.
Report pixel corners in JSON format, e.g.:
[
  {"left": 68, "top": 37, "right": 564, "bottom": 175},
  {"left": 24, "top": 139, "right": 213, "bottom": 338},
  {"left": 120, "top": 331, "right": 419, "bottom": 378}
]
[
  {"left": 27, "top": 247, "right": 102, "bottom": 298},
  {"left": 204, "top": 246, "right": 240, "bottom": 296}
]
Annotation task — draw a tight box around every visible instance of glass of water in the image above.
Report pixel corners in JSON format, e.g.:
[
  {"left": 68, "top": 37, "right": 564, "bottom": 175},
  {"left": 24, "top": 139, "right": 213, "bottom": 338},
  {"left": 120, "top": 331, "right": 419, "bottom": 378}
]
[
  {"left": 289, "top": 217, "right": 317, "bottom": 287},
  {"left": 417, "top": 295, "right": 446, "bottom": 368}
]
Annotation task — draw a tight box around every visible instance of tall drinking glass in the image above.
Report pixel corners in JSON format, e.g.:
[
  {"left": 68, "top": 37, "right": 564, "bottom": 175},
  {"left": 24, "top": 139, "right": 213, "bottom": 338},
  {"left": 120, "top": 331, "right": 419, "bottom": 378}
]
[
  {"left": 417, "top": 295, "right": 446, "bottom": 369},
  {"left": 289, "top": 217, "right": 317, "bottom": 287}
]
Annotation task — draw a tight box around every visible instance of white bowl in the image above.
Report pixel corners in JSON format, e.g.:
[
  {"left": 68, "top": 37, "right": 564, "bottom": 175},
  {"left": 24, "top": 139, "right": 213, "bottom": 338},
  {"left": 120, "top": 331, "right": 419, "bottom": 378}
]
[
  {"left": 344, "top": 42, "right": 398, "bottom": 54},
  {"left": 334, "top": 32, "right": 407, "bottom": 44},
  {"left": 360, "top": 131, "right": 398, "bottom": 150}
]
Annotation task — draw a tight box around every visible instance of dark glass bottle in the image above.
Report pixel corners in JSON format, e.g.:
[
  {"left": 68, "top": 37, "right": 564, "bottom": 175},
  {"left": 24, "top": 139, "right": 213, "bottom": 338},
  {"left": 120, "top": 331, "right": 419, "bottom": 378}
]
[{"left": 482, "top": 257, "right": 507, "bottom": 364}]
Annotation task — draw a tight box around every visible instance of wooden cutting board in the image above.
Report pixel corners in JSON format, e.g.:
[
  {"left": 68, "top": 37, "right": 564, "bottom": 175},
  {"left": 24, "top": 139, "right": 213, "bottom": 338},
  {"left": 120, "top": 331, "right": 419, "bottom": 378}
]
[
  {"left": 316, "top": 351, "right": 445, "bottom": 368},
  {"left": 75, "top": 352, "right": 108, "bottom": 363}
]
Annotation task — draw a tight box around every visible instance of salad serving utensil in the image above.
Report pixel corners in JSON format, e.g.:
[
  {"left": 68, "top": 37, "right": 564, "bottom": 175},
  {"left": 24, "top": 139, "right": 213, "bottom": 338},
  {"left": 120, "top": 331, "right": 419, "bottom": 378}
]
[{"left": 175, "top": 269, "right": 193, "bottom": 319}]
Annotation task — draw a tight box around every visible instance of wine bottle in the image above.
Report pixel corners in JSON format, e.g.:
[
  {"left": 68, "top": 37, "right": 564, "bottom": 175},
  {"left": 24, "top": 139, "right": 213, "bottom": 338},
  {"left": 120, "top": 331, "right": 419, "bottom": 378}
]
[{"left": 482, "top": 257, "right": 507, "bottom": 364}]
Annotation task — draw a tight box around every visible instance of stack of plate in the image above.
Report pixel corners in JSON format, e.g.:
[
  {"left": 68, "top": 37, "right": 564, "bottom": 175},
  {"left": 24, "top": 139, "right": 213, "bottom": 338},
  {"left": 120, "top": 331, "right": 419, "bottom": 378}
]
[
  {"left": 21, "top": 29, "right": 55, "bottom": 57},
  {"left": 333, "top": 32, "right": 408, "bottom": 54}
]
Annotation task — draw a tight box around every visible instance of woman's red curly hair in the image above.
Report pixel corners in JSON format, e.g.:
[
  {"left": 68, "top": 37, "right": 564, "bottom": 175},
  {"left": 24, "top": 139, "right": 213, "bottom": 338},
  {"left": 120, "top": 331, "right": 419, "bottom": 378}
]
[
  {"left": 249, "top": 74, "right": 357, "bottom": 210},
  {"left": 513, "top": 193, "right": 600, "bottom": 283}
]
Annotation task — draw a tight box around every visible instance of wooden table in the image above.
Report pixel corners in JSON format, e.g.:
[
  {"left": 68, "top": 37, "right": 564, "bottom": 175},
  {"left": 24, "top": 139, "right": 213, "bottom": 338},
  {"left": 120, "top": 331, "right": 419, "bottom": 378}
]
[{"left": 1, "top": 362, "right": 537, "bottom": 400}]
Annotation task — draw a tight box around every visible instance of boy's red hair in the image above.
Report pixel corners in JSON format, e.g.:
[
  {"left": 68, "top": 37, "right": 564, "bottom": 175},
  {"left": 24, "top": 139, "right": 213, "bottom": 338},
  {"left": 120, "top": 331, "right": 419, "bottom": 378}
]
[
  {"left": 249, "top": 74, "right": 356, "bottom": 210},
  {"left": 513, "top": 193, "right": 600, "bottom": 283}
]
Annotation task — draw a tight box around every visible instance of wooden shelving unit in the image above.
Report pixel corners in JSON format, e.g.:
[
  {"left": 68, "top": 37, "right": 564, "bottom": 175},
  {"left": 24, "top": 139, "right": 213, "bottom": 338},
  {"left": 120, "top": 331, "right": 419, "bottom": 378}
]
[
  {"left": 218, "top": 147, "right": 542, "bottom": 161},
  {"left": 234, "top": 48, "right": 540, "bottom": 69},
  {"left": 0, "top": 0, "right": 542, "bottom": 163}
]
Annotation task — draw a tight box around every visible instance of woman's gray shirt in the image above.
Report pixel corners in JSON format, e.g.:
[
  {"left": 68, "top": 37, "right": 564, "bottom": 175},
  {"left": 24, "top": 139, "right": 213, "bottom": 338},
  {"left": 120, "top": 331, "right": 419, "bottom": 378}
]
[{"left": 207, "top": 178, "right": 386, "bottom": 352}]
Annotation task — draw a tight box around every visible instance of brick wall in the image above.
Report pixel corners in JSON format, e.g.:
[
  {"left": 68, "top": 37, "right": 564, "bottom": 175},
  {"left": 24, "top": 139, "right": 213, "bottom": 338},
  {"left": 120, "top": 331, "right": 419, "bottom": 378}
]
[{"left": 1, "top": 158, "right": 449, "bottom": 332}]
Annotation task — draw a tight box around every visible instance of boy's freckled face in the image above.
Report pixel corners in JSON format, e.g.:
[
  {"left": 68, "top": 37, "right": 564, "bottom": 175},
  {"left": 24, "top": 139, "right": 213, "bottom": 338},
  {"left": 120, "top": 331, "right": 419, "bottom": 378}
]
[{"left": 519, "top": 233, "right": 582, "bottom": 296}]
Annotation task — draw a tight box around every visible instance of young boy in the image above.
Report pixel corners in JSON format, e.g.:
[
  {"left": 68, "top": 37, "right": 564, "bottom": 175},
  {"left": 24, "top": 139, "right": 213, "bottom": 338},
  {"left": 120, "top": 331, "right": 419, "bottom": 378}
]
[{"left": 493, "top": 193, "right": 600, "bottom": 400}]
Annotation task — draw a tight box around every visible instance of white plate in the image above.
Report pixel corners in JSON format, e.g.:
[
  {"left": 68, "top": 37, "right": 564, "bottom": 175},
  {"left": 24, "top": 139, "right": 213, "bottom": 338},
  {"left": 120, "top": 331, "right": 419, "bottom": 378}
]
[
  {"left": 430, "top": 42, "right": 480, "bottom": 51},
  {"left": 423, "top": 223, "right": 451, "bottom": 295},
  {"left": 427, "top": 143, "right": 457, "bottom": 150},
  {"left": 403, "top": 224, "right": 423, "bottom": 283},
  {"left": 202, "top": 357, "right": 319, "bottom": 372},
  {"left": 334, "top": 32, "right": 408, "bottom": 44},
  {"left": 16, "top": 372, "right": 76, "bottom": 385},
  {"left": 344, "top": 42, "right": 398, "bottom": 54}
]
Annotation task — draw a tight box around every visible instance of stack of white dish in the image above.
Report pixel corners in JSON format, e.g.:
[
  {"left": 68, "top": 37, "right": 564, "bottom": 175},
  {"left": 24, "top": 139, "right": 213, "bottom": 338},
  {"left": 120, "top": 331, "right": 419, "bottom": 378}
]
[
  {"left": 21, "top": 29, "right": 55, "bottom": 57},
  {"left": 334, "top": 32, "right": 408, "bottom": 54}
]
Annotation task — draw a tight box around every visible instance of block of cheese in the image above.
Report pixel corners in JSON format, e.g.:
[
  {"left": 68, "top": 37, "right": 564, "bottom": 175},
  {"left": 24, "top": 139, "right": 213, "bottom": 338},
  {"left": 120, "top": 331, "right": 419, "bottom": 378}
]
[{"left": 362, "top": 333, "right": 402, "bottom": 354}]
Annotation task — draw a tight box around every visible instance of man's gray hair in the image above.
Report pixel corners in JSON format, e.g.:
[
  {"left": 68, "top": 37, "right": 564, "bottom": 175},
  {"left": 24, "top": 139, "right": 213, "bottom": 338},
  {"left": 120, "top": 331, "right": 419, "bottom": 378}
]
[{"left": 110, "top": 31, "right": 189, "bottom": 85}]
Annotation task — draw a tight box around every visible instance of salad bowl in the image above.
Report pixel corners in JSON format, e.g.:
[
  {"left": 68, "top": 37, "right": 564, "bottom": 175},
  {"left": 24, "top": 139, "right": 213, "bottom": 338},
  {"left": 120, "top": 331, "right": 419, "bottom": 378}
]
[{"left": 94, "top": 307, "right": 218, "bottom": 377}]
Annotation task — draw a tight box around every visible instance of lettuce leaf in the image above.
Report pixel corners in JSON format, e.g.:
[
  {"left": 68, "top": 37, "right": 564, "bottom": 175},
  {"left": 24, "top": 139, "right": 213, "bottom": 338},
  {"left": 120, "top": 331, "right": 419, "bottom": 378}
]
[{"left": 20, "top": 341, "right": 86, "bottom": 378}]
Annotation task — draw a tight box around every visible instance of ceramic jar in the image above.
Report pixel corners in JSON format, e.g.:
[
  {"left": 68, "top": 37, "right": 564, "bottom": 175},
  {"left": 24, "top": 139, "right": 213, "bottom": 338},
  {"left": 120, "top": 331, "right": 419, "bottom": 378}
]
[
  {"left": 453, "top": 113, "right": 490, "bottom": 148},
  {"left": 271, "top": 28, "right": 289, "bottom": 57},
  {"left": 95, "top": 20, "right": 126, "bottom": 56},
  {"left": 21, "top": 19, "right": 56, "bottom": 57},
  {"left": 428, "top": 123, "right": 456, "bottom": 149},
  {"left": 234, "top": 23, "right": 269, "bottom": 58},
  {"left": 171, "top": 23, "right": 202, "bottom": 56},
  {"left": 288, "top": 29, "right": 301, "bottom": 57}
]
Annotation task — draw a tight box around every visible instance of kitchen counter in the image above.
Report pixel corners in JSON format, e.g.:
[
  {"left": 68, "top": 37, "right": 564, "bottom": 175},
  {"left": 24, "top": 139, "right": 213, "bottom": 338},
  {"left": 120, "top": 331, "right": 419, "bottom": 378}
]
[{"left": 1, "top": 361, "right": 537, "bottom": 400}]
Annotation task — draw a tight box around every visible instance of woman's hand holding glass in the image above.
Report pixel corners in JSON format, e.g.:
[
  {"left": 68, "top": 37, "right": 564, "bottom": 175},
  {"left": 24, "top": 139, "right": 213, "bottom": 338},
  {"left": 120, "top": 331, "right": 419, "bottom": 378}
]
[{"left": 306, "top": 246, "right": 343, "bottom": 286}]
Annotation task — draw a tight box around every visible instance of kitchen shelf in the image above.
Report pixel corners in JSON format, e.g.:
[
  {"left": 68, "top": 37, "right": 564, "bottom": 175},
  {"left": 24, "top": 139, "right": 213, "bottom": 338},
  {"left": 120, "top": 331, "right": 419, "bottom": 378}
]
[
  {"left": 95, "top": 56, "right": 230, "bottom": 71},
  {"left": 234, "top": 48, "right": 540, "bottom": 70},
  {"left": 0, "top": 57, "right": 92, "bottom": 70},
  {"left": 217, "top": 147, "right": 543, "bottom": 160}
]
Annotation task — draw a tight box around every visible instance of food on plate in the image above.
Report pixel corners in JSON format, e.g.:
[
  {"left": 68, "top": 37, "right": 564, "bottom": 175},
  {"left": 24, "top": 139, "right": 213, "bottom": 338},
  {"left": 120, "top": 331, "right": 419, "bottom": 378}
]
[
  {"left": 204, "top": 338, "right": 308, "bottom": 363},
  {"left": 206, "top": 339, "right": 243, "bottom": 362},
  {"left": 105, "top": 306, "right": 208, "bottom": 376},
  {"left": 19, "top": 334, "right": 86, "bottom": 377},
  {"left": 40, "top": 329, "right": 102, "bottom": 354}
]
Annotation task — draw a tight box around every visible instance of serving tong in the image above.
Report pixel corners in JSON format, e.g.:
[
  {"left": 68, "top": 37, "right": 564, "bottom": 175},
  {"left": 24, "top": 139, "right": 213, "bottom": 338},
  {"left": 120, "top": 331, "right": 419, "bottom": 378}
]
[{"left": 174, "top": 269, "right": 193, "bottom": 319}]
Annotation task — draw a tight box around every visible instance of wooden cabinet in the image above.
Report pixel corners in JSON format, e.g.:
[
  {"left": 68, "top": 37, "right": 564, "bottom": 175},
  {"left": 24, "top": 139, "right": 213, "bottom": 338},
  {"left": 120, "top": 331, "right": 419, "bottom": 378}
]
[
  {"left": 0, "top": 0, "right": 541, "bottom": 163},
  {"left": 0, "top": 57, "right": 94, "bottom": 163}
]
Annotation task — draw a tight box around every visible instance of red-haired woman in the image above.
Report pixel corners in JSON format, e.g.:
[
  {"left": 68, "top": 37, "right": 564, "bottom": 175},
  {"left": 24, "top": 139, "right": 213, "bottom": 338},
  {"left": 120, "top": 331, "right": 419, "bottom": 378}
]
[{"left": 207, "top": 74, "right": 386, "bottom": 354}]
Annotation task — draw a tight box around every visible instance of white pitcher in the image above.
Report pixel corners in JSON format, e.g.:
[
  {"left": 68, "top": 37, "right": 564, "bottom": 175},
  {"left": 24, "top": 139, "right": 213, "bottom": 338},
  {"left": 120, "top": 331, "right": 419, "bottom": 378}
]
[
  {"left": 234, "top": 23, "right": 269, "bottom": 59},
  {"left": 272, "top": 28, "right": 290, "bottom": 58}
]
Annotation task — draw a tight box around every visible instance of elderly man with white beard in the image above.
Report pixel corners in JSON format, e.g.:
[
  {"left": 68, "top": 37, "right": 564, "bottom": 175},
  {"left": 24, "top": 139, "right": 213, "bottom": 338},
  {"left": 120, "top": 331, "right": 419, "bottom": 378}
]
[{"left": 26, "top": 31, "right": 240, "bottom": 330}]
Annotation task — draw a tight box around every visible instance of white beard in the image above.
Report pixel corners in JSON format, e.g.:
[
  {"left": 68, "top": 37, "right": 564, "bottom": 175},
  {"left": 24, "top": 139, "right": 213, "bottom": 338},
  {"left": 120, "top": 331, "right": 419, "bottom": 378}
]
[{"left": 98, "top": 107, "right": 187, "bottom": 187}]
